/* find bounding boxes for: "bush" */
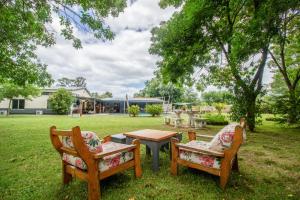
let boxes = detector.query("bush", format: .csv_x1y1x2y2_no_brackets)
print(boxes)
145,104,163,117
128,105,140,117
204,114,229,125
49,88,73,114
213,102,226,114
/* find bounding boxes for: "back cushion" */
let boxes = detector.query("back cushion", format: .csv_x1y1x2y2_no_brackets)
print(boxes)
62,131,103,153
209,123,238,152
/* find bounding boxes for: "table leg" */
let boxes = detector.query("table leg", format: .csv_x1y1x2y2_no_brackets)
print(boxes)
151,143,160,172
146,145,151,157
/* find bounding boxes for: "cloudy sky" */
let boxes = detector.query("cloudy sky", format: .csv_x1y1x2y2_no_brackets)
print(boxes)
37,0,176,97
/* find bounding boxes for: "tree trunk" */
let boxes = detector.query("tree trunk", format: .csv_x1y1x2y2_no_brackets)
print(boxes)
287,89,298,124
7,99,12,116
246,95,256,132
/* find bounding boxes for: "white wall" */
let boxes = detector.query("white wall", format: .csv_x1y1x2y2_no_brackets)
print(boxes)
0,95,49,109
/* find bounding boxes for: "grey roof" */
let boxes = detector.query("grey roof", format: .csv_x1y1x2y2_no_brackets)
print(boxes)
101,97,163,103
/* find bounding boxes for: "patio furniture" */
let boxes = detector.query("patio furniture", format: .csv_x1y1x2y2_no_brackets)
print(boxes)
111,133,126,144
164,116,171,125
186,110,199,127
174,118,184,128
194,118,207,129
171,118,246,189
124,129,182,172
50,126,142,200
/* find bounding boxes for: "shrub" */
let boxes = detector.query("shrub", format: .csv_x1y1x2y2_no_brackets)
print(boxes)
213,102,226,114
204,114,229,125
49,88,73,114
128,105,140,117
145,104,163,117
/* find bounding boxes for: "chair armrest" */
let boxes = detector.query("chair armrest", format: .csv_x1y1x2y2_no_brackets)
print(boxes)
93,144,136,159
196,134,214,139
175,143,224,157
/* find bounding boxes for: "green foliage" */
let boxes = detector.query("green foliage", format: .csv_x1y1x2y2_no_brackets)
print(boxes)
0,82,40,115
213,103,226,115
0,0,126,87
134,75,184,103
268,11,300,123
145,104,163,117
57,77,87,88
49,89,73,114
203,114,229,125
202,91,233,105
150,0,299,131
128,105,140,117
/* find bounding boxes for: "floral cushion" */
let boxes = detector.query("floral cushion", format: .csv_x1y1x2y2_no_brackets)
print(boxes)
209,123,239,152
178,140,221,169
62,141,134,172
179,149,221,169
62,131,103,153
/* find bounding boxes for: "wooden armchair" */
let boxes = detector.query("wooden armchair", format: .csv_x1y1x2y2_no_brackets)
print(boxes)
50,126,142,200
171,118,246,189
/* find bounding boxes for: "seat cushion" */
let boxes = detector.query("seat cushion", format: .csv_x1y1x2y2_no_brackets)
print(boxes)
62,141,134,172
179,149,221,169
62,131,103,153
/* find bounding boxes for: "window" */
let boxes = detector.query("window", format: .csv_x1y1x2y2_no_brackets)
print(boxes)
47,100,52,109
12,99,25,109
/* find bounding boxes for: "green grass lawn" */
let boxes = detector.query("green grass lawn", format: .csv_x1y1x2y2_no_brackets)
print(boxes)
0,115,299,200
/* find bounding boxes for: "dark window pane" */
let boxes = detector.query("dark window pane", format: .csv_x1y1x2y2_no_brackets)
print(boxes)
12,100,18,109
19,100,25,109
47,100,51,109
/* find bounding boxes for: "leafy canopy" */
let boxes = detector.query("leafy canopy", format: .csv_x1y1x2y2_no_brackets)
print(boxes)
0,0,126,87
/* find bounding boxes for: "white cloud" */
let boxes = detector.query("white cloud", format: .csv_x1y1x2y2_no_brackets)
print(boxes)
37,0,176,97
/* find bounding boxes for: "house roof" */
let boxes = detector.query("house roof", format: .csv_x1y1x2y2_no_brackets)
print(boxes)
43,87,92,98
101,97,164,103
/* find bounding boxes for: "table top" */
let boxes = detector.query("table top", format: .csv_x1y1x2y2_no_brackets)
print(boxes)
124,129,178,142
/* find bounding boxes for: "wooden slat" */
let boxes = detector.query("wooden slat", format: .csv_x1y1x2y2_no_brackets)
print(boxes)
65,165,88,181
93,145,136,159
177,159,220,176
99,160,135,180
52,130,73,136
61,147,79,157
176,143,224,157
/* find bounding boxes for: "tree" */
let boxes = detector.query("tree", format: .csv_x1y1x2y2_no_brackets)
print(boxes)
213,102,226,115
181,87,199,103
0,82,40,115
150,0,296,131
134,75,184,103
268,9,300,123
57,77,87,88
0,1,126,87
269,72,300,121
202,91,233,105
98,91,113,98
128,105,140,117
48,88,73,114
145,104,163,117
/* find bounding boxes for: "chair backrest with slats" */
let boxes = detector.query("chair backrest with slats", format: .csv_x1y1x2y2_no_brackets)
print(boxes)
50,126,79,157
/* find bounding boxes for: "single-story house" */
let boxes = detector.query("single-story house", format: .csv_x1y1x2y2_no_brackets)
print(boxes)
0,87,164,115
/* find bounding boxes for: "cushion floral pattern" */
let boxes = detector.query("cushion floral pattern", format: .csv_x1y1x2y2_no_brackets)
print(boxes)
62,131,103,153
179,150,221,169
62,141,134,172
209,123,239,151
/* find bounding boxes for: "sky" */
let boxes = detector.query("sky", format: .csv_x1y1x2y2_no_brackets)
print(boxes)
36,0,177,97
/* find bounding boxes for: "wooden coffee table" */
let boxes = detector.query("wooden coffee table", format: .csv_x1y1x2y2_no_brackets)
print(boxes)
124,129,181,172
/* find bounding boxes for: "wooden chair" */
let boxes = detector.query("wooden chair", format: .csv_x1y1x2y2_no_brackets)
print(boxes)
171,118,246,189
50,126,142,200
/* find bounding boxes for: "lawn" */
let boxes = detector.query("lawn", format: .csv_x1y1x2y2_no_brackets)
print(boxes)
0,115,299,200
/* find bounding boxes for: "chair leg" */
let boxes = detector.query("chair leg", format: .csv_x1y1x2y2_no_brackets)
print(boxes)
133,139,142,178
62,161,72,184
171,138,178,175
88,176,100,200
232,154,239,172
220,172,230,190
